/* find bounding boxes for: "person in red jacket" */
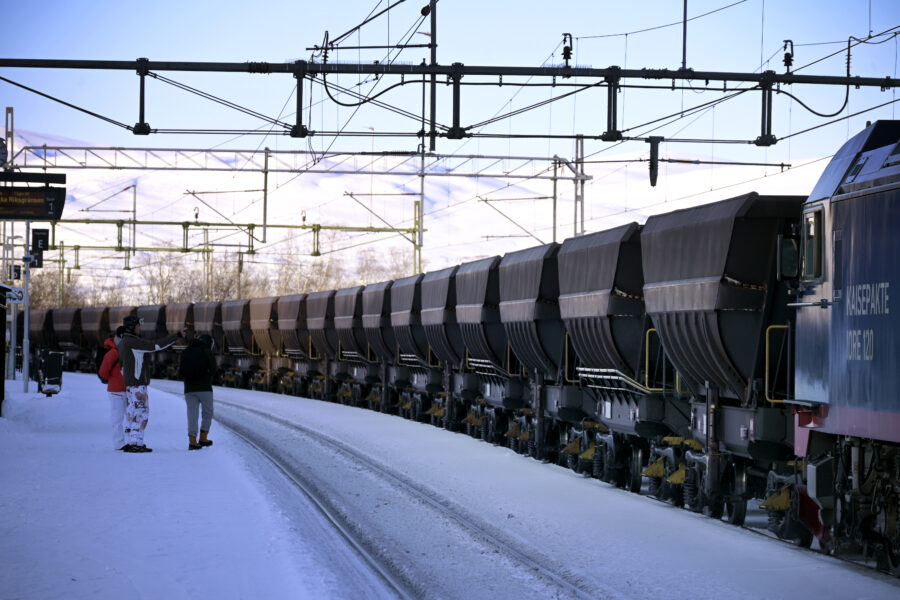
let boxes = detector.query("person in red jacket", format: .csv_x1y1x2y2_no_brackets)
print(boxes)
99,326,127,451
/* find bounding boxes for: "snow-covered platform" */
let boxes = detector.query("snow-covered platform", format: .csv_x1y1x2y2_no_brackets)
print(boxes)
0,373,387,599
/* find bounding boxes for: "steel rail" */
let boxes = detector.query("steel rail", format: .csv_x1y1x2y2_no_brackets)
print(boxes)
213,398,603,600
219,417,417,600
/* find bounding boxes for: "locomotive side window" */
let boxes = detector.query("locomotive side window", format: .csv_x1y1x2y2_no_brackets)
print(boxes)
779,236,799,279
832,230,843,300
802,210,823,281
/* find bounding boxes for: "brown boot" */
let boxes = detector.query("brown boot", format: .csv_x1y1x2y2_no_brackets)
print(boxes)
198,430,213,447
189,435,202,451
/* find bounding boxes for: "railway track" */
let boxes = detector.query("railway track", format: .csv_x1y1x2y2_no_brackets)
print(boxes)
146,379,900,597
220,416,417,600
222,396,900,586
215,398,606,600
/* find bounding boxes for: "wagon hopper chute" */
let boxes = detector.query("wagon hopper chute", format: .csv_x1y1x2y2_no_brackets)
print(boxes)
455,255,523,412
558,223,686,440
641,192,804,520
361,281,397,410
192,301,224,352
276,293,312,395
221,299,258,387
390,273,442,418
79,307,110,350
421,265,478,426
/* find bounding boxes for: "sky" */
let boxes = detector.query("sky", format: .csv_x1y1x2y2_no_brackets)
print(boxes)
2,0,900,292
3,372,900,599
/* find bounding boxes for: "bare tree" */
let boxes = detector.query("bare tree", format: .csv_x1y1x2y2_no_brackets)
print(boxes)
265,230,349,294
25,232,423,310
354,245,417,284
134,253,182,305
80,272,129,307
26,268,87,309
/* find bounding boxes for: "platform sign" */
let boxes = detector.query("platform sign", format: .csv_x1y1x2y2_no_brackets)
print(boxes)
6,264,20,280
0,187,66,220
31,229,49,252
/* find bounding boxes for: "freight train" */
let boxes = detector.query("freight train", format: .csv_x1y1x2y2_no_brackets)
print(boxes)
29,121,900,575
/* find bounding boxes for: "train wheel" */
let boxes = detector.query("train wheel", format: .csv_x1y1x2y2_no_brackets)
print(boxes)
708,498,724,519
724,465,747,525
670,483,685,508
724,496,747,526
601,445,617,484
625,446,643,494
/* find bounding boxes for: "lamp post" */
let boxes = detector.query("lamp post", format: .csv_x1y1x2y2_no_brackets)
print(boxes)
22,221,31,392
5,234,21,380
367,126,375,227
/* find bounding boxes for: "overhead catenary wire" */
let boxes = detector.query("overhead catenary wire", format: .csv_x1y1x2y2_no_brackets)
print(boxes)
0,75,132,131
328,0,411,48
577,0,748,40
779,95,900,141
148,72,293,130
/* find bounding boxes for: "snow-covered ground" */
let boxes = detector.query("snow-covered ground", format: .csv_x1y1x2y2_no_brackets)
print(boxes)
0,374,397,600
3,373,900,599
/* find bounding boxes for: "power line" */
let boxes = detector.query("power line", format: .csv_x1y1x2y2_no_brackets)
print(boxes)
0,75,131,131
577,0,748,40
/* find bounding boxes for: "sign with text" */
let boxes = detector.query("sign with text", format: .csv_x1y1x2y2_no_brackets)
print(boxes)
32,229,49,252
0,187,66,220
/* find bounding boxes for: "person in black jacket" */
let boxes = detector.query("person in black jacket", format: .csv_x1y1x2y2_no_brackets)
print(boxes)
180,333,217,450
118,315,185,453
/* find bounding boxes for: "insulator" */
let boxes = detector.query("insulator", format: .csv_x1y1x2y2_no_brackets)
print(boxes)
783,52,793,68
647,136,663,186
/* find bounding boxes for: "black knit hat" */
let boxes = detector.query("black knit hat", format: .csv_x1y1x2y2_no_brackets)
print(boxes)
123,315,142,331
198,333,214,349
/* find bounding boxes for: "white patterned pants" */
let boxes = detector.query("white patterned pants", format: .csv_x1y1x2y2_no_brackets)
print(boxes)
124,385,150,446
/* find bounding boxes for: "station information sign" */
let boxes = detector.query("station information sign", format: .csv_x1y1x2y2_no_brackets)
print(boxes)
0,187,66,220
